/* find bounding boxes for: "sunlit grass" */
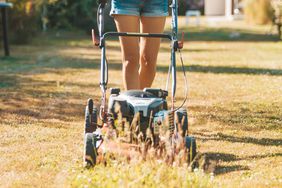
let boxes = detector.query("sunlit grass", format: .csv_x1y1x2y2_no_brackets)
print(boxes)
0,19,281,187
71,160,213,188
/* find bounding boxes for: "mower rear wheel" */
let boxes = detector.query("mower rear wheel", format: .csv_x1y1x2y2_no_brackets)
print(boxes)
85,98,98,134
84,133,97,167
175,108,188,137
185,136,197,163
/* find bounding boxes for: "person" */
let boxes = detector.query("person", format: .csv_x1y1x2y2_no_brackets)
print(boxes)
110,0,169,90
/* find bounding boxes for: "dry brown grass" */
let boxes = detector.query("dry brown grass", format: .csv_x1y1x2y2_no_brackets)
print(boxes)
0,19,282,187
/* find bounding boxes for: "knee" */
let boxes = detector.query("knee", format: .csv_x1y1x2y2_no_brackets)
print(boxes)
140,53,157,72
123,51,140,71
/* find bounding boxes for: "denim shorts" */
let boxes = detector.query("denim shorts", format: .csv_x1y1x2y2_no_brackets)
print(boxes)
110,0,169,17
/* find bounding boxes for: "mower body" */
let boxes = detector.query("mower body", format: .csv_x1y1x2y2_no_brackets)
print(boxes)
109,88,167,117
108,88,172,137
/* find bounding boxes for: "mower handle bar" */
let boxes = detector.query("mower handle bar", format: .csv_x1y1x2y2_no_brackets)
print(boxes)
97,32,173,47
103,32,172,40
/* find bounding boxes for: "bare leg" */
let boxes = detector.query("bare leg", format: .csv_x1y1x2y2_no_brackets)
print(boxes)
113,15,140,90
139,16,166,89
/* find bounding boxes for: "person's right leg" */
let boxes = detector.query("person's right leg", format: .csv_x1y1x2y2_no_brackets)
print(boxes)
113,15,140,90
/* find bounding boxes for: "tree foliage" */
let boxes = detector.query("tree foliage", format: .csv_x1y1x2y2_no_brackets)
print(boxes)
45,0,98,30
2,0,103,44
3,0,39,44
2,0,192,44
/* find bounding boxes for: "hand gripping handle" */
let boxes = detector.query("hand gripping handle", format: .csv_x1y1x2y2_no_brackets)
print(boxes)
92,29,100,47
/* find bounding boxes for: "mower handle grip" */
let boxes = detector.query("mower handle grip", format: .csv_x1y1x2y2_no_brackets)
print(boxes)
97,0,107,6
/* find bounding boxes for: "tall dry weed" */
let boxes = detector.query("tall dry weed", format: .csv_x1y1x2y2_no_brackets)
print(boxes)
244,0,274,24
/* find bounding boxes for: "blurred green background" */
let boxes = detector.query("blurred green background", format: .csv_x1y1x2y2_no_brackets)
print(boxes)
0,0,280,44
0,0,115,44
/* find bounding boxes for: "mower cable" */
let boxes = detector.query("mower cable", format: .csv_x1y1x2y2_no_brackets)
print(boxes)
165,63,171,91
173,49,188,112
105,57,109,85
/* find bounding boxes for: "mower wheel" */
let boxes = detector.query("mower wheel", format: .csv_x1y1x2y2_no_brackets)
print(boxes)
175,108,188,137
185,136,197,163
85,98,98,134
84,133,97,167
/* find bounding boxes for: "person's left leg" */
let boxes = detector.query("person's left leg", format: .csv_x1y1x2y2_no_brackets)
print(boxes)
139,16,166,89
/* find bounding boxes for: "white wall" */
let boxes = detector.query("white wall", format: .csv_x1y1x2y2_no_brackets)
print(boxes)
205,0,226,16
225,0,233,18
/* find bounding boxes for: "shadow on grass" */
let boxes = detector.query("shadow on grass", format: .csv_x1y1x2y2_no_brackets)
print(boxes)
0,75,18,88
242,153,282,160
195,152,249,175
204,152,238,162
0,73,122,125
36,56,282,77
0,94,87,125
0,54,122,74
30,26,280,47
0,75,94,123
157,64,282,76
175,26,281,42
215,165,250,175
200,151,281,175
190,103,282,131
194,132,282,147
203,152,282,162
0,56,29,63
2,58,281,127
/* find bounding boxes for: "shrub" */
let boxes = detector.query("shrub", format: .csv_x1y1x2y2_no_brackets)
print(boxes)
0,0,115,44
244,0,274,24
45,0,115,33
0,0,40,44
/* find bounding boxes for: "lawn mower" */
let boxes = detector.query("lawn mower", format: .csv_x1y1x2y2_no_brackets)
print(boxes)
83,0,197,167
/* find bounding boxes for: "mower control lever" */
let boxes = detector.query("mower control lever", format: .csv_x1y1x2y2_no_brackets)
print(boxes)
177,32,184,49
92,29,100,47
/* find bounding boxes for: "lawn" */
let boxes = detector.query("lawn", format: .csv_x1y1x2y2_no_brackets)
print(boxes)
0,18,281,187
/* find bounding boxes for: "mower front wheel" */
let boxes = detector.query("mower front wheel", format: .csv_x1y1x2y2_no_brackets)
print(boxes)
85,98,98,134
84,133,97,167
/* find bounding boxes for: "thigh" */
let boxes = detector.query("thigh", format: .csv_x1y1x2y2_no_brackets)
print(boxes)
140,17,166,60
113,15,140,58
